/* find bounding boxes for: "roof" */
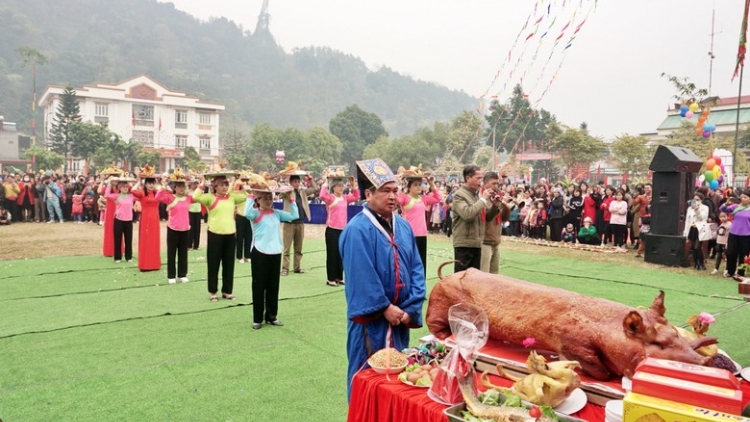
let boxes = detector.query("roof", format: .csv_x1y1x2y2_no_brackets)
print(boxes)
657,107,750,131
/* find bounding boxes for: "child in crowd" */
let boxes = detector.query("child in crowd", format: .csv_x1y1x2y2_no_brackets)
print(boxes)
527,200,547,240
71,190,83,224
706,215,718,259
83,188,95,222
97,194,106,225
577,217,599,245
608,189,629,248
508,201,523,237
712,211,731,275
0,205,10,225
562,223,577,243
519,200,530,237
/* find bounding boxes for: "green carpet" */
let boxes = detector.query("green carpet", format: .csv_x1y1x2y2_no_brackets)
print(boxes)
0,238,747,421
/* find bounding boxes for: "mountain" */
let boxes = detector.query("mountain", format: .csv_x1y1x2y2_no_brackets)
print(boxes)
0,0,475,137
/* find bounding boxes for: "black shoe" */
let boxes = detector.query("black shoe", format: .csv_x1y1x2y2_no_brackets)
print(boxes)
265,319,284,326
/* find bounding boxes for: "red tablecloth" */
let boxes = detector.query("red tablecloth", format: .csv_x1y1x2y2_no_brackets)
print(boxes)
347,369,604,422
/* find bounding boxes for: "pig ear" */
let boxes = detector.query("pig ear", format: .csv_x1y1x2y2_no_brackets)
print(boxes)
648,290,666,317
623,311,645,338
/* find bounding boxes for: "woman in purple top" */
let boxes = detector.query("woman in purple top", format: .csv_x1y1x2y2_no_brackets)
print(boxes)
719,189,750,277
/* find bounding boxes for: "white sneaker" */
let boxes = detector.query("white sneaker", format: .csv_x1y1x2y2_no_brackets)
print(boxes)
179,277,189,283
710,269,719,275
723,270,731,278
168,278,176,284
59,221,64,224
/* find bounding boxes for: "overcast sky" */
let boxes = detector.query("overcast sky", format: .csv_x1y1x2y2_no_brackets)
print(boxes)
161,0,747,140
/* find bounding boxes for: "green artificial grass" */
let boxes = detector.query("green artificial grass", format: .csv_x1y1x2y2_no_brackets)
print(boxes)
0,238,748,421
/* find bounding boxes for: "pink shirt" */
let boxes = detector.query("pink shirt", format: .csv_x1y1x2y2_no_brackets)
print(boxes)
156,190,193,231
398,190,442,236
608,199,628,225
319,185,359,230
105,186,134,221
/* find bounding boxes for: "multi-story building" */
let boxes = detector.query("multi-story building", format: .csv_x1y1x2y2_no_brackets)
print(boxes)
38,75,225,173
0,116,31,172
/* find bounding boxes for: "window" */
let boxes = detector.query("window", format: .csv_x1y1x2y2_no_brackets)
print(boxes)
175,135,187,148
132,130,154,146
199,137,211,150
95,103,109,117
175,110,188,129
94,103,109,124
198,113,211,125
132,104,154,126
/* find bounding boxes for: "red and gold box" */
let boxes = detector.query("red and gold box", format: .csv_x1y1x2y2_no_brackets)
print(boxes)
634,357,740,390
631,371,742,415
624,392,750,422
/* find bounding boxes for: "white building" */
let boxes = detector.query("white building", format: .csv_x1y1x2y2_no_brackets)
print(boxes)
38,75,225,173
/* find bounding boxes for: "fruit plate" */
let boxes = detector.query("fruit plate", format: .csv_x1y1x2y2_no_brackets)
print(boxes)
444,402,587,422
400,377,431,388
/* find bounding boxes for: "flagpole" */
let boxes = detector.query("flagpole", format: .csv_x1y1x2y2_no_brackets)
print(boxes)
733,65,744,185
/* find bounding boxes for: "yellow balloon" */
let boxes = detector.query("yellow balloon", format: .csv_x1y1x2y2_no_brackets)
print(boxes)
713,166,721,178
689,103,700,112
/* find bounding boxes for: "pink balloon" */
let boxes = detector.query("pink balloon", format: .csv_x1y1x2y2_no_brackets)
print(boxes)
686,111,694,119
720,164,725,173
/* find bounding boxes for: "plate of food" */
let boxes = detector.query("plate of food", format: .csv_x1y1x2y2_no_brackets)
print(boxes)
367,348,408,375
397,363,440,388
740,367,750,382
715,349,742,375
553,388,587,415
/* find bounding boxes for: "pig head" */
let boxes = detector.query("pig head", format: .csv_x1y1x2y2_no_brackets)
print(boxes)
426,268,717,380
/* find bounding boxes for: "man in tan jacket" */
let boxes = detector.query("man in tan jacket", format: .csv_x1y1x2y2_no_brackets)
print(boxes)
281,174,318,275
451,165,492,272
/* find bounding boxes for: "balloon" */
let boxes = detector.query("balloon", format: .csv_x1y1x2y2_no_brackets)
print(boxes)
686,111,694,118
705,171,714,182
715,156,722,166
706,159,716,170
680,105,689,114
689,103,700,112
710,180,719,190
699,174,706,182
681,111,687,118
713,166,721,178
703,130,712,138
718,176,724,184
709,124,717,132
720,164,725,173
702,109,710,117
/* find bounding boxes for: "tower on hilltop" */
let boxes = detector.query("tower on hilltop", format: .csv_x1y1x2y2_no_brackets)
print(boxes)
255,0,270,34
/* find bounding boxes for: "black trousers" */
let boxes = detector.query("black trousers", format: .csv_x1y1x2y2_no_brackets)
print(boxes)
725,233,750,276
612,224,627,247
714,244,726,271
325,227,344,281
235,214,253,260
113,218,133,261
206,231,236,294
189,212,202,249
454,247,481,272
550,218,563,242
415,236,427,279
250,248,282,324
167,227,189,279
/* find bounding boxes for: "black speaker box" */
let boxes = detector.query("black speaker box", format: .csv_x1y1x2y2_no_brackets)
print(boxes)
643,233,689,267
649,145,703,172
649,172,694,236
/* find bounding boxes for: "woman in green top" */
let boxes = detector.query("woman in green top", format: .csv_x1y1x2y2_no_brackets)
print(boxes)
577,216,599,245
192,175,248,302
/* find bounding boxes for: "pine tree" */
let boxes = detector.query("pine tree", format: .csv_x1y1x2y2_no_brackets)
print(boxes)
49,85,81,172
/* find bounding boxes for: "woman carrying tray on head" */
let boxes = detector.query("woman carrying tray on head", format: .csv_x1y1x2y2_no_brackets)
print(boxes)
104,176,136,263
155,168,193,284
320,170,359,287
243,180,299,330
192,169,248,302
234,171,253,263
131,165,162,272
397,170,441,278
99,165,124,257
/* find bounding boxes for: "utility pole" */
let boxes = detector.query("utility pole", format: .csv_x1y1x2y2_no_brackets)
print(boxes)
17,47,47,171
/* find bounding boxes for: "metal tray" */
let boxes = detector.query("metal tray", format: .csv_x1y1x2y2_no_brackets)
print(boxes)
444,402,587,422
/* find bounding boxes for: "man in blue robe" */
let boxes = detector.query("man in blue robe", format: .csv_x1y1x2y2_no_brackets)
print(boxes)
340,158,427,400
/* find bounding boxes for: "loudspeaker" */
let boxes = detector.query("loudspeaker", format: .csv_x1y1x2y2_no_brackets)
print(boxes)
649,145,703,172
643,233,689,267
650,172,694,236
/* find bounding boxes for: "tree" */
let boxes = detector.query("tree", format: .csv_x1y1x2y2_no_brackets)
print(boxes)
362,134,434,169
48,85,81,171
23,146,64,172
182,146,205,172
610,134,654,178
305,126,343,164
68,121,113,173
136,150,162,169
549,126,606,175
473,146,494,170
662,121,737,169
447,111,483,163
329,105,388,166
485,84,557,154
222,129,252,170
